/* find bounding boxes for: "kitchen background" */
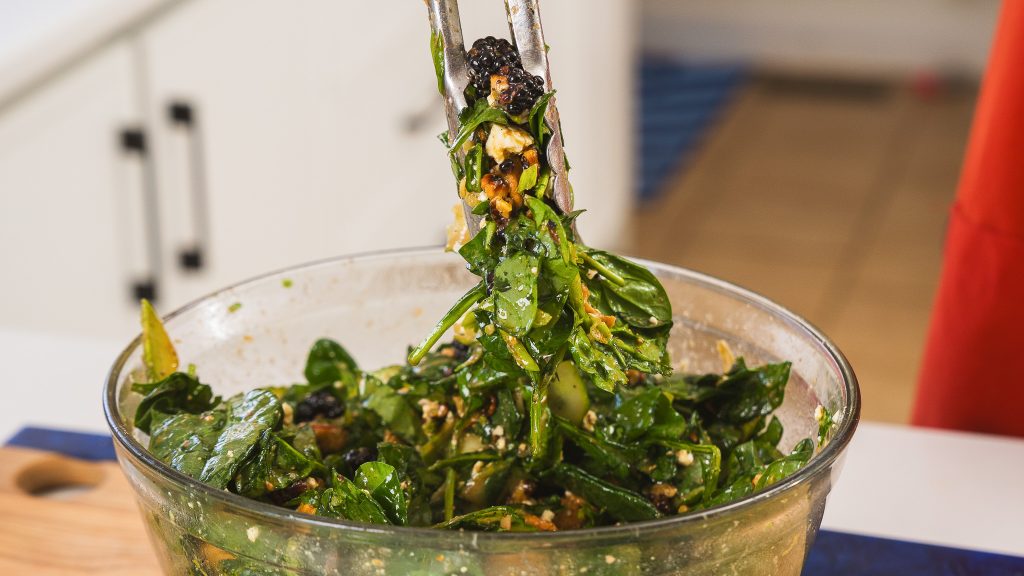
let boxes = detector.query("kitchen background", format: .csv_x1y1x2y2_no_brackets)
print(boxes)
0,0,1000,438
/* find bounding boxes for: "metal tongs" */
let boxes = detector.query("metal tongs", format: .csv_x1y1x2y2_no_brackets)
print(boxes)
427,0,573,231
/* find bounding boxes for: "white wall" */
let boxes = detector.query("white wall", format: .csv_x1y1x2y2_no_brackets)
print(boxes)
641,0,1001,76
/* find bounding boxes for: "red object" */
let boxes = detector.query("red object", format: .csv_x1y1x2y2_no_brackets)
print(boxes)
912,1,1024,437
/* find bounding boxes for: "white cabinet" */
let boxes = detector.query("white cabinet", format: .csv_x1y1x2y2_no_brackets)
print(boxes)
0,41,144,338
138,0,458,305
0,0,634,341
139,0,634,307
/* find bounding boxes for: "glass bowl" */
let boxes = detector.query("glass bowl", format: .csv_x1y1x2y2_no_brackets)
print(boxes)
104,248,859,576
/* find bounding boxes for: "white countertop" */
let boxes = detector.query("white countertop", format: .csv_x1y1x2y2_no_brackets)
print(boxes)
0,0,178,110
2,326,1022,558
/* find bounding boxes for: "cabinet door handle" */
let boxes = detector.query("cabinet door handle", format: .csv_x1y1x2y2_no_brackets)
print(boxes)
119,127,162,303
167,101,209,272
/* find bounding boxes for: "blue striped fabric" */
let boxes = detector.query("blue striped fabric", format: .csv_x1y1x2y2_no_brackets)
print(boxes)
806,530,1024,576
637,60,745,202
6,426,116,461
6,427,1023,574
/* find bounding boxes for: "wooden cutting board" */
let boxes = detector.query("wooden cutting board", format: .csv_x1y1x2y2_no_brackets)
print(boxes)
0,446,162,575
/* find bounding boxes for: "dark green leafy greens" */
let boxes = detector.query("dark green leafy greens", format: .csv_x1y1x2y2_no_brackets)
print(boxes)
136,322,817,536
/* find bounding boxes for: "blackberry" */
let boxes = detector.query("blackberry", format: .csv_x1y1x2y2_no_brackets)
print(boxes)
466,37,521,98
496,65,545,116
294,390,344,423
465,37,545,115
341,446,377,474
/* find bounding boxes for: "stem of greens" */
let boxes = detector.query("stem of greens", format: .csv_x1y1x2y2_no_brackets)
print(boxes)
579,252,626,286
408,283,485,365
444,467,456,522
529,345,567,463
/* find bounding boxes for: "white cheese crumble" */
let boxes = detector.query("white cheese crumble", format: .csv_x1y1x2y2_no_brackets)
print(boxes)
676,449,694,466
485,124,534,163
246,526,260,542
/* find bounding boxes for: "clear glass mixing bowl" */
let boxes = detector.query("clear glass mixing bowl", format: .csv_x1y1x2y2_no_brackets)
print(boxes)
104,248,859,576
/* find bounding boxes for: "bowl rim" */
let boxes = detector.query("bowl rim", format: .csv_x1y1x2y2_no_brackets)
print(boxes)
103,246,860,543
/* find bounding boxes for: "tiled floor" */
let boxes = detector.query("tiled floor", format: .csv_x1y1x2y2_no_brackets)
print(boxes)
631,77,977,423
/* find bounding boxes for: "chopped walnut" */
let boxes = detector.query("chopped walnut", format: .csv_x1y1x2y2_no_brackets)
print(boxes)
582,410,597,433
418,398,449,423
522,512,557,532
508,478,537,504
580,284,617,330
553,491,588,530
645,482,679,514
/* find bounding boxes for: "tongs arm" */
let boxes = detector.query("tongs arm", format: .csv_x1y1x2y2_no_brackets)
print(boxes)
505,0,573,218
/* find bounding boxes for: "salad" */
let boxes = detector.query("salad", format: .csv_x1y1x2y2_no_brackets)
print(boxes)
130,36,832,535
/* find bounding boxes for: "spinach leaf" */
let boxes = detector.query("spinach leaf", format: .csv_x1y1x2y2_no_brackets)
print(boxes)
528,92,554,145
579,248,672,329
554,417,631,480
524,196,572,264
132,372,220,435
713,359,791,424
517,164,538,193
429,31,444,96
464,143,484,192
491,387,524,441
547,463,659,522
199,390,282,489
614,388,687,443
458,227,495,278
140,298,178,381
754,439,813,490
568,327,626,393
148,409,225,479
233,431,323,498
524,307,573,359
319,475,391,524
492,252,539,337
355,461,408,525
475,319,525,375
304,338,359,387
365,385,422,443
